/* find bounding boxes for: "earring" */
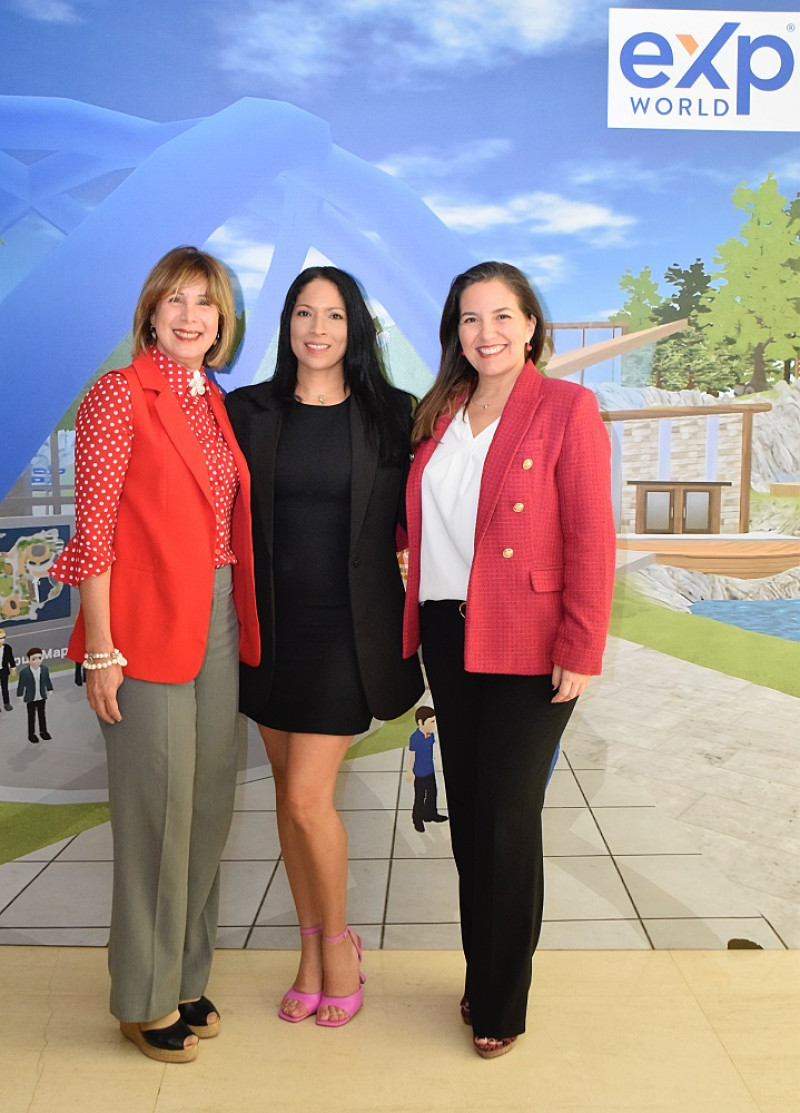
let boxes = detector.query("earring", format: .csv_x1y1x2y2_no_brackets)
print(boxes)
150,324,156,339
460,350,466,358
525,342,532,353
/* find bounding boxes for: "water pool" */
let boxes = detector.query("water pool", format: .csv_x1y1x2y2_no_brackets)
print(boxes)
690,598,800,642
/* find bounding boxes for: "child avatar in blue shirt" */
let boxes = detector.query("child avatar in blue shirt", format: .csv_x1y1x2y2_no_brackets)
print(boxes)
408,705,448,833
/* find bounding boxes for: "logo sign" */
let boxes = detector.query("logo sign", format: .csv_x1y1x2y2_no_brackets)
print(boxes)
608,8,800,131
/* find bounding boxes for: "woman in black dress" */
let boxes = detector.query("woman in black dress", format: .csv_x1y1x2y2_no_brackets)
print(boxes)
226,267,423,1027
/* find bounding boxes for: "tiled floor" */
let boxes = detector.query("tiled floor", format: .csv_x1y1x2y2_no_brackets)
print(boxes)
4,946,799,1113
1,634,797,950
0,719,788,952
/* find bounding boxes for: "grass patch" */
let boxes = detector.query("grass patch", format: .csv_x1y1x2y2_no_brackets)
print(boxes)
0,707,418,864
610,579,800,697
345,707,418,760
0,801,109,865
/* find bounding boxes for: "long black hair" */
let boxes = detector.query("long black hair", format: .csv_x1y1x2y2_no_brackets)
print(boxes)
272,266,409,463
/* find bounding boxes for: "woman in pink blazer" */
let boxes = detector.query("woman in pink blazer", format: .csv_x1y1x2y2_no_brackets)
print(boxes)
403,261,616,1058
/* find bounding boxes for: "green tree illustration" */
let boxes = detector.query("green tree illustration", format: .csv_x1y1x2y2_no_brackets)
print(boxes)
650,323,749,393
652,259,711,325
648,258,751,391
701,175,800,392
611,266,662,330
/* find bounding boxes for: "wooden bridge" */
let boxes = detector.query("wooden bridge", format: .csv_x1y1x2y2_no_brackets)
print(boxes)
616,536,800,579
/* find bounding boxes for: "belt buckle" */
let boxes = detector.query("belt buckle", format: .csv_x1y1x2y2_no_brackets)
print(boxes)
458,601,466,620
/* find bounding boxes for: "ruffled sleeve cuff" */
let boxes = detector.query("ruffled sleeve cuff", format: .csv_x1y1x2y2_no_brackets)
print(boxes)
51,540,115,586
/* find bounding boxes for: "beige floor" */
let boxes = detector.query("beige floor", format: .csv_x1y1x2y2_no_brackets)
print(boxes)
4,946,799,1113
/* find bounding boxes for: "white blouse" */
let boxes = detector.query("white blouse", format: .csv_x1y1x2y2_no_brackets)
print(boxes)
419,406,499,601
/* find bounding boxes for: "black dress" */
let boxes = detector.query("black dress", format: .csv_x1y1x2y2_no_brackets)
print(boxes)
252,398,371,735
226,380,424,732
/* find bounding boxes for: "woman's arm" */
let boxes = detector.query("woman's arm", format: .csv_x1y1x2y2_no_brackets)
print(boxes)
79,570,123,724
51,373,134,724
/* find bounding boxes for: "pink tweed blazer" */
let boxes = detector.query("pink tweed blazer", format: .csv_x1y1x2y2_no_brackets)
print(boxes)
403,362,616,676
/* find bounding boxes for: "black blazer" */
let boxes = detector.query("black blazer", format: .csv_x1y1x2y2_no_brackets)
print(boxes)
0,641,15,672
0,643,15,675
226,381,423,722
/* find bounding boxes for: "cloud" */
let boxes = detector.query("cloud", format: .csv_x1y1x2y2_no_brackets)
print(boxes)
10,0,80,22
510,253,571,289
377,139,514,186
425,190,636,247
754,154,800,193
218,0,619,91
564,158,663,192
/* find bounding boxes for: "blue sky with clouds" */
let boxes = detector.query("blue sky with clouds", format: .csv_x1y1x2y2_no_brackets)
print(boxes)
3,0,800,323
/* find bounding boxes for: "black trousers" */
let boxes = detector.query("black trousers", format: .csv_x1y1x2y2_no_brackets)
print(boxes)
26,699,47,736
420,600,577,1038
412,773,438,824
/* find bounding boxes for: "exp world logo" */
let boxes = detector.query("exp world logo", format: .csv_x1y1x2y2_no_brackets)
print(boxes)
608,8,800,131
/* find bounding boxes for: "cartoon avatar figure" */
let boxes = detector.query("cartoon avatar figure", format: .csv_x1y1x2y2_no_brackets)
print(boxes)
407,705,448,833
16,647,53,744
0,628,16,711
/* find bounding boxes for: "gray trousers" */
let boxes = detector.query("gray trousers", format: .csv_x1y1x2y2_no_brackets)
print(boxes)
101,566,240,1022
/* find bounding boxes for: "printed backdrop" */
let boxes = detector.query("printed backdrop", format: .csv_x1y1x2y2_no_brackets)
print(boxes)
1,3,799,920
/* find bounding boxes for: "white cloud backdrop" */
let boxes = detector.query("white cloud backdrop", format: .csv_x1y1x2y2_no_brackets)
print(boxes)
219,0,625,90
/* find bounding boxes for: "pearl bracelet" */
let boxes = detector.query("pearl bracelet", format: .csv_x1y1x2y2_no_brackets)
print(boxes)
83,649,128,670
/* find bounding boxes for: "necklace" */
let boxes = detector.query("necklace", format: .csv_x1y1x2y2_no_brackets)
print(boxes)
293,384,347,405
470,394,505,411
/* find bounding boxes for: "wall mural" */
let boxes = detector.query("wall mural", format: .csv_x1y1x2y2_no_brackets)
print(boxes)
1,0,798,950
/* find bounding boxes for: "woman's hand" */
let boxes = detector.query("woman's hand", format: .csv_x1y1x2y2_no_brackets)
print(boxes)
78,570,124,723
551,665,590,703
86,665,124,724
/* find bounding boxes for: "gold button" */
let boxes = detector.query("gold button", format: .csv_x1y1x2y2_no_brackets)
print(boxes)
522,458,533,470
502,548,514,558
512,502,524,513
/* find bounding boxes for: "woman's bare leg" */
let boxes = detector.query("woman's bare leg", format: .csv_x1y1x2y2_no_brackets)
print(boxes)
260,726,357,1021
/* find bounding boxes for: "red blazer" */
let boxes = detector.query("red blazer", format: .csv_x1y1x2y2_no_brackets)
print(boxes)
66,352,260,683
403,363,616,676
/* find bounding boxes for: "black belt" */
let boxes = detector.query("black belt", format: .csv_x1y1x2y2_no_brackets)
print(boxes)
421,599,467,619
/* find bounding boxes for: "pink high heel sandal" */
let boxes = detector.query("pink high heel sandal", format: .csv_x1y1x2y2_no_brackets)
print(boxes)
316,927,366,1028
278,925,323,1023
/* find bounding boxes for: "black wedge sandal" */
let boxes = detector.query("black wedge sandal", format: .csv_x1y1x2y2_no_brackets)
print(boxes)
178,995,221,1038
120,1017,199,1063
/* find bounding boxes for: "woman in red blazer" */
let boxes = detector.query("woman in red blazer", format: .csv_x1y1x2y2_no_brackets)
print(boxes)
53,247,259,1064
403,261,616,1059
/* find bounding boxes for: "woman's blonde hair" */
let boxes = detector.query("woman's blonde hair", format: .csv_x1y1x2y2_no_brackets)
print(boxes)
412,261,548,448
132,246,237,368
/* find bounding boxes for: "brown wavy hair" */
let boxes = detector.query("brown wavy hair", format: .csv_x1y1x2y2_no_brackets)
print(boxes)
412,261,548,448
132,246,236,369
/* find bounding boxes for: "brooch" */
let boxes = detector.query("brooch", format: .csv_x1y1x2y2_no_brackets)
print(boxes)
188,370,207,397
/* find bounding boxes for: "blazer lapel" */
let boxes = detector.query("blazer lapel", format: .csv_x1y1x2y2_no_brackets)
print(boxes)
132,353,215,511
349,398,378,555
246,406,282,557
410,408,456,507
417,408,456,467
474,363,544,547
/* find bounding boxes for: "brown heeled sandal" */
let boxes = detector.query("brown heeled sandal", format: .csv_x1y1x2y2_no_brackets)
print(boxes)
473,1034,517,1060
